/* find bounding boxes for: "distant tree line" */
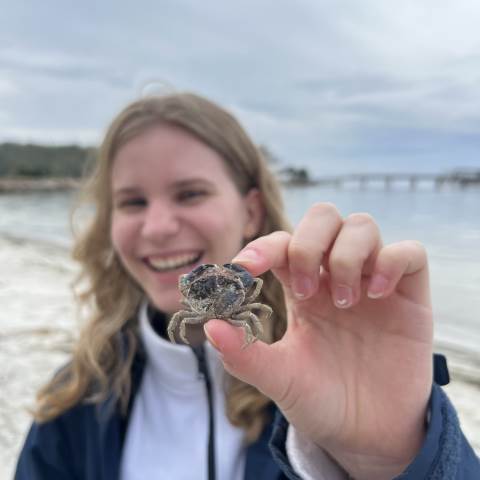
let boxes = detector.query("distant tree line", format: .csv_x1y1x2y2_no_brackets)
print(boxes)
0,143,95,178
260,145,314,185
0,142,314,185
278,167,313,185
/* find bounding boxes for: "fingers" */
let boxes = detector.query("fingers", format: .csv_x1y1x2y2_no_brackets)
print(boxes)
232,230,292,284
232,203,429,308
288,203,343,299
328,213,382,308
233,203,344,296
367,240,430,306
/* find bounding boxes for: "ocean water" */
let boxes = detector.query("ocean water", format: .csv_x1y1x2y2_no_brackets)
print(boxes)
0,185,479,357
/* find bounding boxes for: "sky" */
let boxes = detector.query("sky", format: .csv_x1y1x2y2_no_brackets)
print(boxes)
1,0,480,175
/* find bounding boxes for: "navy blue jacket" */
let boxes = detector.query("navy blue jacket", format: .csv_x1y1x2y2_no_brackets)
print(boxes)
16,354,480,479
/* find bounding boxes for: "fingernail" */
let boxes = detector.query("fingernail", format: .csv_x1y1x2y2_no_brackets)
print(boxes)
334,285,353,308
204,324,221,351
232,248,261,264
368,274,389,299
292,275,313,299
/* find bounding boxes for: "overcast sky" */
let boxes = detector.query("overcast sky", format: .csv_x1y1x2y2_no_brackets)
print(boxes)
1,0,480,175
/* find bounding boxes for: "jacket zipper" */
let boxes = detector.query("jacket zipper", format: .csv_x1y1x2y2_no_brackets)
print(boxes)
191,344,216,480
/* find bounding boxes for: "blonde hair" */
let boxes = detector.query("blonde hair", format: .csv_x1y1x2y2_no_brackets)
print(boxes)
34,93,291,442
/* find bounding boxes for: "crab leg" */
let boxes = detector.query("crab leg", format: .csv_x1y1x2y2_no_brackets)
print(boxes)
233,310,264,339
244,278,263,303
168,310,204,344
179,315,210,344
237,302,272,323
227,317,256,347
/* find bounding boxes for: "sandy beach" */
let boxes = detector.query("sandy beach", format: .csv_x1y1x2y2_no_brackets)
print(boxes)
1,234,479,479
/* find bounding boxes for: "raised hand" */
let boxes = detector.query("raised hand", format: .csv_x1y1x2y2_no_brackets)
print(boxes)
204,203,434,480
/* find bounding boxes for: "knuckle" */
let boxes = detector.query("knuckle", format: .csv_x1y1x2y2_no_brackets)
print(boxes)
345,212,376,227
383,240,428,266
309,202,341,219
404,239,427,257
268,230,291,243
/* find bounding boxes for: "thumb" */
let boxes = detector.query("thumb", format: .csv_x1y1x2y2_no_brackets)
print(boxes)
204,320,287,403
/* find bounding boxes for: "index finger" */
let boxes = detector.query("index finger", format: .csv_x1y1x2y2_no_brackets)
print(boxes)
231,230,292,286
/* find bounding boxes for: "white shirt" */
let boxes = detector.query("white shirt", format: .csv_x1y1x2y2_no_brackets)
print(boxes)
120,303,246,480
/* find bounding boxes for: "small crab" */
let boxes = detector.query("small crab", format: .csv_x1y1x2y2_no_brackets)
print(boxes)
168,263,272,347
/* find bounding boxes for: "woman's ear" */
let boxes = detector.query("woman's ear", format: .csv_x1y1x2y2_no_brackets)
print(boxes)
243,188,265,240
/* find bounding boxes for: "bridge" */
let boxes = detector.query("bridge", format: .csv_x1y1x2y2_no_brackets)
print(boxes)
311,171,480,190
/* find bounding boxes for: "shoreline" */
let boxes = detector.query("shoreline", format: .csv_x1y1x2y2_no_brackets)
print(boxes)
0,177,81,193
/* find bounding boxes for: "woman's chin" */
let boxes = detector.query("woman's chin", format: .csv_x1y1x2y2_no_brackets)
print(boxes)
148,293,183,315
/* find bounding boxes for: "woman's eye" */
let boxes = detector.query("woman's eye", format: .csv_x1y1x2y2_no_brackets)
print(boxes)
177,190,207,202
117,198,147,208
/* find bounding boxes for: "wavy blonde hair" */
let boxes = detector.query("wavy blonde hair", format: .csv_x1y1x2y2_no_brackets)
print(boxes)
34,93,292,442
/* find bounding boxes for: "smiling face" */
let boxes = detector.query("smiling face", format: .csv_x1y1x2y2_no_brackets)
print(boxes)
110,124,263,315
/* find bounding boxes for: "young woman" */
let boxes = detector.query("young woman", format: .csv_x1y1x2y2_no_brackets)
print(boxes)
16,93,479,479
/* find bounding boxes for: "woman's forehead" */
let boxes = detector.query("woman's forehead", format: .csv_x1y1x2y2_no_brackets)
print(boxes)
111,130,234,192
116,123,196,155
111,157,232,190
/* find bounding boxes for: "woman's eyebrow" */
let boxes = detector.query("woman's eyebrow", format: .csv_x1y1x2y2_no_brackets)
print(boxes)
112,186,143,197
172,178,215,189
112,179,214,196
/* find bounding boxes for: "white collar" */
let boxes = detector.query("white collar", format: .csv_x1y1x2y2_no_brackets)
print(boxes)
138,301,224,392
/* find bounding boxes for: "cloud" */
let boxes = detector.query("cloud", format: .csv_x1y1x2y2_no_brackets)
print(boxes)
0,78,19,96
1,0,480,173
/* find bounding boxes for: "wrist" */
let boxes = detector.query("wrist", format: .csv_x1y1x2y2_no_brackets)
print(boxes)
323,451,418,480
321,413,428,480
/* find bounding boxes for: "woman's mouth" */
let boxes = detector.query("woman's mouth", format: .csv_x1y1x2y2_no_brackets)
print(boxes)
145,251,203,273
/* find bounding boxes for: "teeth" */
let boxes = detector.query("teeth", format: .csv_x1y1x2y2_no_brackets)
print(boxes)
148,253,199,272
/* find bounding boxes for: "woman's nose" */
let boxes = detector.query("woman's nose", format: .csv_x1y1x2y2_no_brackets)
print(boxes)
141,200,181,240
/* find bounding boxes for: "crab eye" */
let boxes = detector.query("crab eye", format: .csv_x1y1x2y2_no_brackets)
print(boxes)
223,263,247,273
192,264,216,274
186,264,216,282
223,263,254,289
